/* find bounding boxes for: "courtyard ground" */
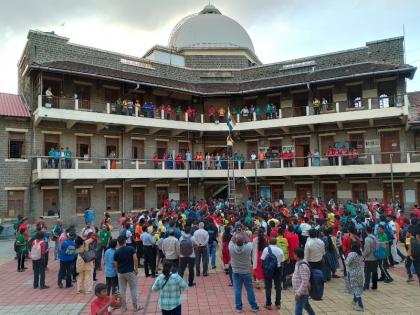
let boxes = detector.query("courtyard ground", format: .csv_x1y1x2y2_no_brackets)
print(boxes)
0,239,419,315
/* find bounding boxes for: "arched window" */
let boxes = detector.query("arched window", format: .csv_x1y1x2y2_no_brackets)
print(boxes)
353,96,362,108
379,93,390,108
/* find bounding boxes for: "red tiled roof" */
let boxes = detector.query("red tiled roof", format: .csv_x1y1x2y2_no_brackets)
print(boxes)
0,92,31,118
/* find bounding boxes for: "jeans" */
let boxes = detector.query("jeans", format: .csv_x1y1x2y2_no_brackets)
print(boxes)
295,294,315,315
208,241,217,268
106,276,118,295
162,304,181,315
54,240,60,260
232,272,258,311
264,267,282,306
17,252,25,271
364,260,378,289
32,258,46,288
118,271,138,310
179,257,195,285
195,246,208,276
58,260,73,287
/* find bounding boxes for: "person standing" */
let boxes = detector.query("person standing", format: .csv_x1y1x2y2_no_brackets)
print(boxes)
152,260,189,315
193,222,209,277
345,243,365,312
52,219,63,260
15,226,28,272
363,226,378,290
31,231,49,289
178,225,197,287
162,229,180,271
206,218,219,270
261,237,284,310
377,225,393,283
104,239,119,295
58,231,76,288
97,224,111,270
114,235,143,312
304,229,325,269
407,225,420,285
141,226,157,278
292,248,315,315
75,235,95,293
229,234,259,313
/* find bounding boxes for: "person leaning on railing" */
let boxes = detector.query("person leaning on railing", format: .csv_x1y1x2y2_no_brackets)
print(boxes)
313,98,321,115
175,105,182,121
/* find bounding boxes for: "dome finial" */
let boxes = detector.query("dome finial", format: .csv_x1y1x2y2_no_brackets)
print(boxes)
200,3,221,15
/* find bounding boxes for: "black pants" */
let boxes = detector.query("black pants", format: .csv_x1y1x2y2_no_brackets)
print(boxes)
179,257,195,285
135,241,143,266
143,246,156,276
378,258,392,281
106,276,119,295
33,258,46,288
58,260,73,287
328,157,334,166
364,260,378,289
264,267,282,306
162,305,181,315
309,260,323,270
17,252,25,271
43,251,49,268
165,258,179,273
65,159,72,169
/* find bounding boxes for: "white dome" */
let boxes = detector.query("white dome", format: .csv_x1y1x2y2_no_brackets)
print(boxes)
169,5,255,53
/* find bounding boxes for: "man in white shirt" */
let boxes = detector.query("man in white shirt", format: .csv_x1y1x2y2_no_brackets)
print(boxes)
162,229,180,271
193,222,209,276
261,237,284,310
299,218,312,245
304,229,325,270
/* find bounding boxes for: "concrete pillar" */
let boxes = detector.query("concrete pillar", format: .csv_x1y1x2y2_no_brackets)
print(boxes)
161,109,165,119
306,106,310,116
368,98,372,110
135,107,139,117
185,112,188,122
135,160,139,169
107,160,111,169
338,156,342,166
75,159,79,170
106,103,111,114
407,152,411,164
237,114,240,123
201,114,204,124
335,102,339,113
280,159,284,168
253,112,257,121
371,154,375,165
278,108,282,119
37,157,42,172
75,99,79,111
38,94,42,110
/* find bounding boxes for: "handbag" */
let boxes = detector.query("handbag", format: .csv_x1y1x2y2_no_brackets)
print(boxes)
80,241,96,262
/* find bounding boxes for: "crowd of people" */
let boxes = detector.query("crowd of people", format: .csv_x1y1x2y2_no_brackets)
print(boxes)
12,197,420,314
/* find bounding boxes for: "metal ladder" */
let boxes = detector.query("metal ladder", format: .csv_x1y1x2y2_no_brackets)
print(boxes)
227,157,236,205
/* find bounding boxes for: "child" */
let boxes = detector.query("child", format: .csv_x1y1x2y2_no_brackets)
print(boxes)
104,239,118,295
90,283,121,315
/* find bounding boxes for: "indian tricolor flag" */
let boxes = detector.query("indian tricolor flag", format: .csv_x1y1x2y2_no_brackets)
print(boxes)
226,108,236,132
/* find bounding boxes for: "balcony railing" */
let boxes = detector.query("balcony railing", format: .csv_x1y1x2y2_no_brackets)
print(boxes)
32,151,420,174
37,94,409,125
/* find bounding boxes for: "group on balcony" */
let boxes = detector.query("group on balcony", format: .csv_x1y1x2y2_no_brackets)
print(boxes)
325,146,360,166
47,147,73,169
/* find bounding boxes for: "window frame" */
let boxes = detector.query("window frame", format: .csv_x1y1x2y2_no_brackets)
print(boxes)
76,188,91,213
106,187,120,212
352,183,368,203
8,132,25,159
132,139,145,160
7,190,25,217
132,187,145,210
349,133,365,153
76,136,91,160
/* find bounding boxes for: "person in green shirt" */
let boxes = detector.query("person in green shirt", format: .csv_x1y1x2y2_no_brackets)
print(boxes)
175,106,182,121
15,227,28,272
345,201,357,218
64,147,73,169
377,225,393,282
97,225,111,271
254,106,261,121
115,98,122,115
265,103,272,119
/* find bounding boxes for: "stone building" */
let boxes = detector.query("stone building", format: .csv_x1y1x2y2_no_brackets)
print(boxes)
1,4,420,222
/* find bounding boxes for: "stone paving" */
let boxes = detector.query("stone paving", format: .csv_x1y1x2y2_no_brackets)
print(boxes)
0,238,419,315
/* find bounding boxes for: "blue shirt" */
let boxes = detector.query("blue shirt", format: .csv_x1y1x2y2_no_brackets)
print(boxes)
60,239,77,262
104,248,117,277
84,208,95,224
141,232,155,246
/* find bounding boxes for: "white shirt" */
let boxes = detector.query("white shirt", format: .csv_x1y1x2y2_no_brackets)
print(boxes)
193,228,209,246
261,245,284,267
300,223,312,237
251,153,257,160
125,230,133,244
304,237,325,262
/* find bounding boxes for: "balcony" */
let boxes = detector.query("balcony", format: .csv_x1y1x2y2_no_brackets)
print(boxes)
33,95,410,133
32,151,420,182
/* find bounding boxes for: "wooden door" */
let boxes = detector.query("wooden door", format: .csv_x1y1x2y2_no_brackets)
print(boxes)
157,141,168,159
295,138,310,167
380,131,400,163
296,184,312,201
323,183,337,202
156,187,168,208
383,183,403,208
43,189,58,216
272,185,284,201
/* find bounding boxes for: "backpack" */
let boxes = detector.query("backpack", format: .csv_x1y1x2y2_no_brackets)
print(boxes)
30,240,42,260
262,247,278,277
65,242,76,256
179,236,193,257
373,237,387,260
301,262,324,301
384,223,395,241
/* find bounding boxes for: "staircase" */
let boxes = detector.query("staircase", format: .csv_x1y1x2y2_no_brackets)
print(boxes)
227,158,236,205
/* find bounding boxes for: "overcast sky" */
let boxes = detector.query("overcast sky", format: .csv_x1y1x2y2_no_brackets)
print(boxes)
1,0,420,94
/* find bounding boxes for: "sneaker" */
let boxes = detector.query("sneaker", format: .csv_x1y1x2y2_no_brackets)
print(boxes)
264,305,272,310
275,305,281,310
353,305,364,312
58,282,63,288
189,283,196,287
133,305,144,312
407,277,414,283
212,266,216,269
40,286,50,290
235,309,243,313
251,307,260,313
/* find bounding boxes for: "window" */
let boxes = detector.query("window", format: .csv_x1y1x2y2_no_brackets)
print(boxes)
320,135,335,156
76,136,91,160
267,95,280,112
247,185,258,201
378,81,396,108
133,187,145,210
44,134,60,156
318,89,333,111
179,186,188,203
293,93,308,116
8,190,25,217
271,185,284,201
156,141,167,159
156,187,168,208
247,141,258,159
349,133,365,152
76,188,91,213
43,189,58,216
415,131,420,151
347,85,362,108
132,139,145,160
270,139,282,155
75,84,91,110
106,138,119,158
323,183,337,202
104,88,120,103
178,142,189,155
9,132,25,159
352,183,367,202
106,188,120,212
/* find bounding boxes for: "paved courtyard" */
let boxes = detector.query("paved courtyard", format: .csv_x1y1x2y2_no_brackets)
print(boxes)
0,239,419,315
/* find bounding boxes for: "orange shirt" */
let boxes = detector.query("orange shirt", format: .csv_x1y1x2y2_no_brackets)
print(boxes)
258,152,265,160
134,224,143,242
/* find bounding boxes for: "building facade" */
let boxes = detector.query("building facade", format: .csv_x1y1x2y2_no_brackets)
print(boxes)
1,4,420,223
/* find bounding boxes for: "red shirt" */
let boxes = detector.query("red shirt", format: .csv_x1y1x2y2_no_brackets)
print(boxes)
412,208,420,219
284,231,299,261
91,296,111,315
342,235,361,256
